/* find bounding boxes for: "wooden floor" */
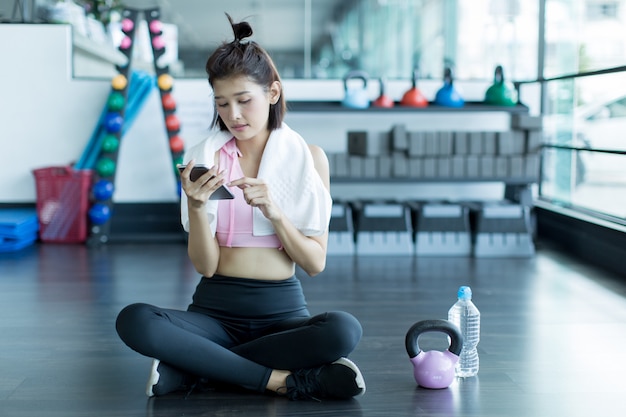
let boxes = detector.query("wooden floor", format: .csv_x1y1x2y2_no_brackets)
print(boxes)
1,240,626,417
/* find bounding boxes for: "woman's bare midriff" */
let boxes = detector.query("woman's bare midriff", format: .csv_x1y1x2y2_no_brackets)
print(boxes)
216,246,296,280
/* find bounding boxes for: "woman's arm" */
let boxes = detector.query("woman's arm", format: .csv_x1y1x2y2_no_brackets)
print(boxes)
271,145,330,276
186,202,221,277
228,145,331,277
180,161,225,277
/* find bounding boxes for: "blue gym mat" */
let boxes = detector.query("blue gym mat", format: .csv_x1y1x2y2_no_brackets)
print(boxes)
0,208,39,252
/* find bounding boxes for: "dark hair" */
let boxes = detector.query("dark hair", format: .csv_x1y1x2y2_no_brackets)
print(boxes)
205,13,286,131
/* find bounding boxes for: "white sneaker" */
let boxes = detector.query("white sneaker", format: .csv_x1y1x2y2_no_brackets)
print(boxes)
146,359,161,397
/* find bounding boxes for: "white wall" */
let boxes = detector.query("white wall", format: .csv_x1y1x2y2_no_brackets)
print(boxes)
2,24,535,204
0,24,203,203
1,25,107,203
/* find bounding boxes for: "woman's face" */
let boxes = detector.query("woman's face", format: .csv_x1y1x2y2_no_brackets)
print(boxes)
212,75,280,143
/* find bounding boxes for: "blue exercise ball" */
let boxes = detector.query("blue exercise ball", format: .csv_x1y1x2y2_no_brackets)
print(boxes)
88,203,111,225
104,112,124,133
92,179,114,201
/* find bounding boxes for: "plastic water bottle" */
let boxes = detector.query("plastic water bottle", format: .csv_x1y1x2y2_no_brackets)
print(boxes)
448,285,480,377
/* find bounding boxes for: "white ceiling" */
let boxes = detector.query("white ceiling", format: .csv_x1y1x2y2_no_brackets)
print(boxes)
124,0,345,52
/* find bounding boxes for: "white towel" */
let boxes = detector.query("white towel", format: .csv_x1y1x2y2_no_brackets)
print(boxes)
180,123,332,237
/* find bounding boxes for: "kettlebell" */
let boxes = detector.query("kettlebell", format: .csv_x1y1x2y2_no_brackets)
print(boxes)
405,319,464,389
373,77,394,108
342,70,370,109
435,67,464,108
400,68,428,108
484,65,518,106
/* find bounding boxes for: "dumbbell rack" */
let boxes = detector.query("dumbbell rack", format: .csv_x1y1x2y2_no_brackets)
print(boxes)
86,7,185,245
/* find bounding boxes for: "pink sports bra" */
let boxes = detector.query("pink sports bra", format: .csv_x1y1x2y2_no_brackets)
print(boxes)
215,138,282,249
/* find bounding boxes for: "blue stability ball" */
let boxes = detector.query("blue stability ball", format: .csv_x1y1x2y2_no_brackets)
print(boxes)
88,203,111,225
104,112,124,133
92,179,114,201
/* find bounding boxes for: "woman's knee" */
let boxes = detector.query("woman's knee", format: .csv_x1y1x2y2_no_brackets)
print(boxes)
115,303,158,349
321,311,363,354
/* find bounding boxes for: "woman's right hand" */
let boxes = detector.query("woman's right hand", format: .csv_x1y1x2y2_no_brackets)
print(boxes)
179,160,226,209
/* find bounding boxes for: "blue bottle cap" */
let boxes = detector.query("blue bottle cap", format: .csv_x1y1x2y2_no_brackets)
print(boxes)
458,286,472,300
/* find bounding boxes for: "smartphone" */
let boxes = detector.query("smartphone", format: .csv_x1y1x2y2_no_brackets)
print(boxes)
177,164,234,200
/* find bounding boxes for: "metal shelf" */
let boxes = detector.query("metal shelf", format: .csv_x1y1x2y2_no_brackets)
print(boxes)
287,101,530,114
330,177,538,184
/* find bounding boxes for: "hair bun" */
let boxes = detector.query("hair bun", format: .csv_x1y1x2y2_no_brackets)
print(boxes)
226,13,253,42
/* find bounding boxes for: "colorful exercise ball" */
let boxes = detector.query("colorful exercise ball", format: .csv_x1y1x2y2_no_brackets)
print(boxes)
111,74,128,90
149,19,162,34
121,18,134,32
89,203,111,225
107,92,125,111
152,36,165,50
120,36,132,50
165,115,180,131
92,179,114,201
96,157,116,177
101,134,120,153
169,135,184,153
105,112,124,133
157,74,173,90
161,93,176,111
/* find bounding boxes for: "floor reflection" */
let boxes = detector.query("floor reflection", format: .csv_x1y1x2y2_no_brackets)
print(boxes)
410,377,480,416
146,391,364,417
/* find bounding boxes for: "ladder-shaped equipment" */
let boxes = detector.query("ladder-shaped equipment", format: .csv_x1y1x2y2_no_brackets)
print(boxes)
86,7,185,245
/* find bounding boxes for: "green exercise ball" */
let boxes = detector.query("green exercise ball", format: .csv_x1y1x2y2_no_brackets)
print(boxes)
107,92,125,111
101,134,120,153
96,157,116,177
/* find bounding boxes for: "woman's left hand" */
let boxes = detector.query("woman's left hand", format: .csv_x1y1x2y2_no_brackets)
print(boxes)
228,177,282,221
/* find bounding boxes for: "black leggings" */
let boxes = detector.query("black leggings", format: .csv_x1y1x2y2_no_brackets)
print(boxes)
115,275,363,393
